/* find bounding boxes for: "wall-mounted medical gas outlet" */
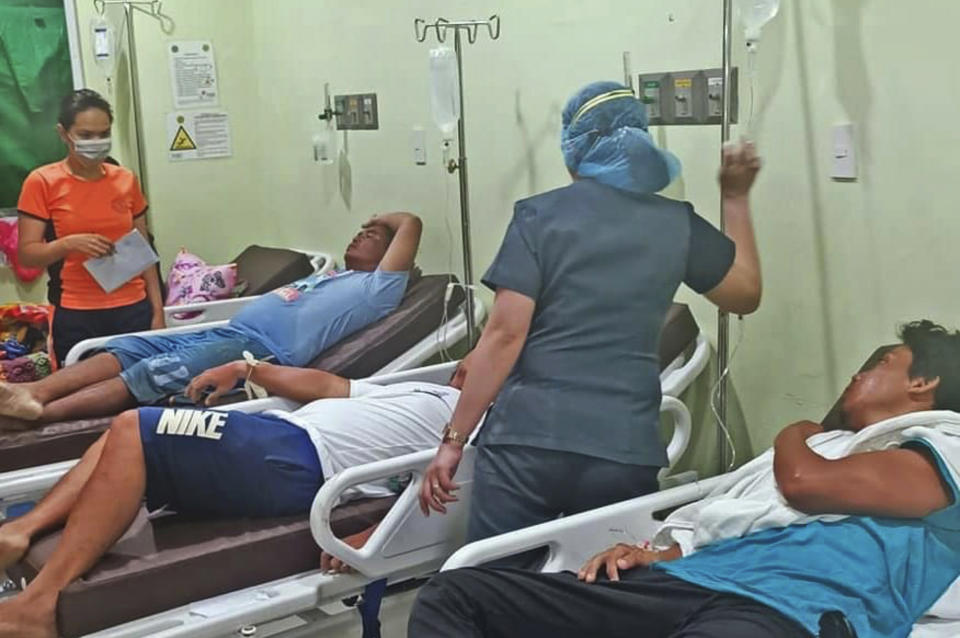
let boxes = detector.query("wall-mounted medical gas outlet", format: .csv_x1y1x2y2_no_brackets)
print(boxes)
638,68,738,126
334,93,379,130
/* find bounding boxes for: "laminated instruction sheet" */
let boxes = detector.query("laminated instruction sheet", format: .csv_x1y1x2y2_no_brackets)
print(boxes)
168,40,219,109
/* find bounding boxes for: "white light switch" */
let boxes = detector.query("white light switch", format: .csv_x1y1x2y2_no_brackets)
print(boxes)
832,123,857,180
412,127,427,166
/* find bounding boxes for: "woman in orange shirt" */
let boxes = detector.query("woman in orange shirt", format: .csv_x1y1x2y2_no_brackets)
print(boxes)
17,89,164,366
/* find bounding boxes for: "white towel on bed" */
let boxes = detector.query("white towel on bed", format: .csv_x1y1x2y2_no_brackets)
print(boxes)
652,410,960,633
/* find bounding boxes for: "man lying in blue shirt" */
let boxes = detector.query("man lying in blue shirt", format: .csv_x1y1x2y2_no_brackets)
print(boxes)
409,320,960,638
0,212,421,426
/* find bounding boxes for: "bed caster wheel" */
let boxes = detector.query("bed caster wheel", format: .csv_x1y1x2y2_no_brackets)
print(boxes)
239,625,257,636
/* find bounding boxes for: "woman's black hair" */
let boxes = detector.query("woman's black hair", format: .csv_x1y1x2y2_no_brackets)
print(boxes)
58,89,113,129
899,320,960,411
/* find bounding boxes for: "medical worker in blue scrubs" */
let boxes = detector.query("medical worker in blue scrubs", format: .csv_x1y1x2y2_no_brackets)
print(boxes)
419,81,764,565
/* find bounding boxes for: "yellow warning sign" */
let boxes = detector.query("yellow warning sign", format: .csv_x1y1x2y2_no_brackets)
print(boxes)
170,126,197,151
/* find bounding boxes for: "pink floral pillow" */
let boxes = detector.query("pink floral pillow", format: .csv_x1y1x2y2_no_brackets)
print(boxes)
165,249,238,317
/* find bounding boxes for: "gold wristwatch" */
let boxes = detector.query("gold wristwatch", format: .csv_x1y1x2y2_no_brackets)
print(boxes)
441,424,468,448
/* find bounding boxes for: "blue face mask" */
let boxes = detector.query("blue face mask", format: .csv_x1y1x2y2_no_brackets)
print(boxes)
71,136,112,162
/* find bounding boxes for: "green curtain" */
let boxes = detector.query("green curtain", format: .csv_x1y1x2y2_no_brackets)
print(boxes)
0,0,74,207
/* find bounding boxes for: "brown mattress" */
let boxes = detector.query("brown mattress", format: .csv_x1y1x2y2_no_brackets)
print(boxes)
10,497,396,638
8,302,701,636
0,275,464,473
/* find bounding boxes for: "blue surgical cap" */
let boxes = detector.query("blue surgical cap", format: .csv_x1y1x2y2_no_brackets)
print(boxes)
561,81,681,195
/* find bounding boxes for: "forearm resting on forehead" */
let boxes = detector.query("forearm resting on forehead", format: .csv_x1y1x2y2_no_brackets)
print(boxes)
376,213,422,272
372,212,419,231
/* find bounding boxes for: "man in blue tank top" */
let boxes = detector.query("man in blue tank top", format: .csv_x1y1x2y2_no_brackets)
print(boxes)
410,320,960,638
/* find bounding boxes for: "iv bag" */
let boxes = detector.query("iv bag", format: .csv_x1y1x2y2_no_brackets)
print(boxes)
429,46,460,140
91,16,119,79
737,0,780,47
313,126,336,165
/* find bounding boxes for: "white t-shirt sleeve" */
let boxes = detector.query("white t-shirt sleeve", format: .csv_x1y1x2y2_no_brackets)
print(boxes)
349,380,383,398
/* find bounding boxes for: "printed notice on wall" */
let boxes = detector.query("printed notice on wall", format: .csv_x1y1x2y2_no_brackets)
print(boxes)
168,41,219,108
167,111,232,161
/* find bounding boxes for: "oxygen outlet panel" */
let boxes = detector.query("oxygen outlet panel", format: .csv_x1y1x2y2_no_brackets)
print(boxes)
334,93,379,130
638,68,738,126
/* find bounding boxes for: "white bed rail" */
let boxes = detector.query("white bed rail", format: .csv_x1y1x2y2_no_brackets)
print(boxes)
162,251,335,328
310,447,475,580
313,388,694,577
662,333,710,398
442,475,725,574
661,396,692,478
88,569,358,638
64,320,230,366
162,297,257,327
0,461,78,522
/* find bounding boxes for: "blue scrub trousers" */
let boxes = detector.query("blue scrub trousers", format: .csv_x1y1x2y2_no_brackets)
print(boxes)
467,443,660,569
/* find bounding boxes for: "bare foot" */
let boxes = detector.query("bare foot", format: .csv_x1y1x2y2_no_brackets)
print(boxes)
0,383,41,421
0,524,29,571
0,594,56,638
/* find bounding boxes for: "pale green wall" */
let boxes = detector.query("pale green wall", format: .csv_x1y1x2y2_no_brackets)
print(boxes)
245,0,960,474
0,0,264,300
7,1,960,477
244,0,735,475
73,0,264,268
0,268,45,304
717,0,960,451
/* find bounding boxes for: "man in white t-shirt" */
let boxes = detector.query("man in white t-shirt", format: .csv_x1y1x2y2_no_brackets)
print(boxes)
0,360,460,638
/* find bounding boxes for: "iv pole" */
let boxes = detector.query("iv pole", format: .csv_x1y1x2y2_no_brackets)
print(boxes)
414,16,502,348
717,0,734,469
93,0,173,197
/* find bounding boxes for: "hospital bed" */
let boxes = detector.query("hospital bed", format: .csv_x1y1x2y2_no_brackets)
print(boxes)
162,245,335,328
441,345,957,638
438,472,920,638
446,344,890,572
1,304,709,637
0,273,479,475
